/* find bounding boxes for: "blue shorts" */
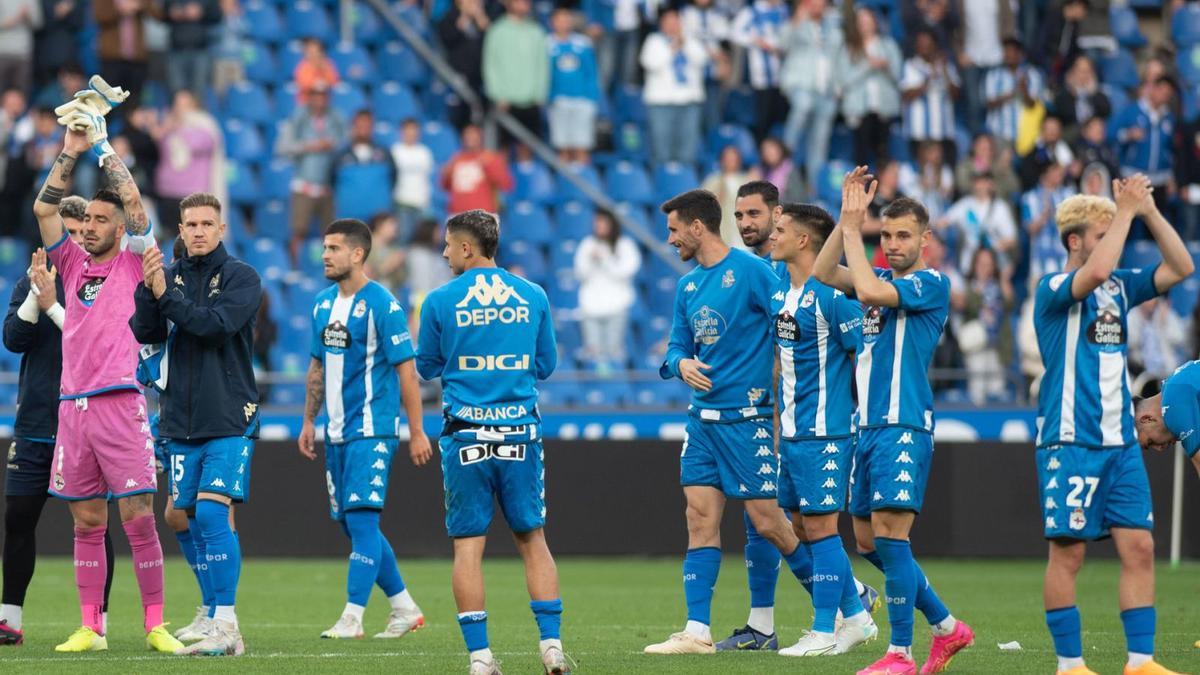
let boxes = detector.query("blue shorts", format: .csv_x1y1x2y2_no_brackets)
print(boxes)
778,436,853,515
439,425,545,537
166,437,254,510
6,438,54,497
1037,443,1154,541
325,438,396,521
849,427,933,517
680,416,776,499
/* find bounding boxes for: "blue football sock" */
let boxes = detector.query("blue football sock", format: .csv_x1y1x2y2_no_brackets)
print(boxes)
683,547,721,625
875,537,917,648
343,510,383,607
742,511,780,609
912,560,950,625
457,611,489,651
838,549,866,619
809,535,845,633
195,500,240,610
173,528,206,603
1046,606,1083,658
783,543,814,596
186,516,216,610
375,534,407,597
530,599,563,640
860,549,885,573
1121,606,1155,656
231,530,241,589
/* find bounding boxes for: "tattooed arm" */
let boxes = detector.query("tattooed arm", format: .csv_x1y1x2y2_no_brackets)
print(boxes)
298,357,325,460
32,129,90,247
100,152,151,237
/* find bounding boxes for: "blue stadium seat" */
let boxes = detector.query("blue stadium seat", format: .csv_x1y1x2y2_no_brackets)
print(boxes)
330,42,377,85
707,124,758,167
227,160,262,205
632,379,689,408
504,201,552,245
278,40,304,79
828,124,855,162
1100,84,1129,117
0,238,30,280
1179,46,1200,87
285,1,334,42
653,162,699,204
242,42,279,84
550,238,578,271
261,158,293,200
372,120,399,147
605,161,654,205
392,0,430,38
1123,240,1161,270
549,273,579,310
500,240,548,284
817,160,853,206
1110,5,1147,49
421,121,459,165
252,199,290,242
378,41,431,88
1170,277,1200,317
1174,3,1200,48
297,238,325,279
612,122,648,163
273,82,299,120
580,380,633,408
226,203,250,239
555,201,594,239
421,79,451,123
224,81,274,125
513,159,556,205
330,81,368,119
556,163,602,203
371,81,421,123
245,238,290,282
223,119,268,164
244,0,285,44
350,3,386,45
611,202,650,231
721,86,758,130
538,380,578,408
1099,50,1140,91
611,84,645,125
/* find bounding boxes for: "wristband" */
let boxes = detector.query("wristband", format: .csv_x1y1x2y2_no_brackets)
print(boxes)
46,303,65,329
125,224,155,254
17,291,38,323
92,139,115,165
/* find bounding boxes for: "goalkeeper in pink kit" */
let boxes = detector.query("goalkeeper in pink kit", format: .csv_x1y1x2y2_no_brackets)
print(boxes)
32,77,184,654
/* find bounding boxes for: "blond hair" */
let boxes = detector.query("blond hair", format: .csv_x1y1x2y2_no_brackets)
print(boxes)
179,192,222,215
1055,194,1116,237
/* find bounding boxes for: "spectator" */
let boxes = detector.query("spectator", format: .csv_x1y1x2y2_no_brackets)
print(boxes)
439,123,512,215
702,145,758,248
836,6,902,169
983,37,1044,147
681,0,731,132
1078,160,1112,198
274,83,347,260
756,136,802,200
122,104,162,197
900,0,959,54
391,118,434,243
163,0,219,95
955,133,1019,197
1176,109,1200,240
1128,298,1189,397
899,140,954,219
779,0,840,198
937,170,1018,272
334,110,396,224
1019,114,1075,189
547,8,601,165
153,89,225,241
1038,0,1114,85
0,0,40,95
483,0,549,146
1021,159,1074,288
0,88,29,228
1051,54,1110,138
732,0,788,142
953,0,1013,135
866,159,906,261
438,0,491,129
211,0,247,95
573,208,641,373
94,0,155,121
31,61,83,109
1112,76,1176,214
32,0,81,91
364,212,407,291
1072,115,1118,180
901,28,960,159
640,9,707,166
11,106,57,241
405,217,452,340
292,37,339,100
584,0,650,91
957,246,1015,404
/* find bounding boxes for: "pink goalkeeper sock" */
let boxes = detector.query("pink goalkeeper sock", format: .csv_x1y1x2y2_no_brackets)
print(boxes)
74,525,107,634
122,514,164,632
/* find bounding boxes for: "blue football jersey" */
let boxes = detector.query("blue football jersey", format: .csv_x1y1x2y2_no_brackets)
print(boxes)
1034,266,1160,448
661,248,776,415
416,267,556,426
856,267,950,431
772,270,862,439
1161,359,1200,457
311,281,415,444
760,250,786,277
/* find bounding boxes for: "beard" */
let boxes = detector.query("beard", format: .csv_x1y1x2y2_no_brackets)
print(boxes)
83,233,116,256
324,267,350,282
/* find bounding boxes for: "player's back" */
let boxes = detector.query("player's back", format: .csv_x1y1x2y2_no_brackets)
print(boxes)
417,267,555,426
856,267,949,432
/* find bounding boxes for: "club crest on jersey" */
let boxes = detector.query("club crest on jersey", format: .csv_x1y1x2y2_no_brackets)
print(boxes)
1068,508,1086,531
53,471,65,491
353,299,367,318
1101,280,1120,296
322,320,350,351
721,270,735,288
77,277,105,306
208,273,221,297
691,306,726,345
799,290,815,308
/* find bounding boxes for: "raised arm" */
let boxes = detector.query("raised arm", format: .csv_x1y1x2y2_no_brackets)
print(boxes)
1069,176,1147,300
32,129,89,247
814,166,870,294
100,152,150,237
1139,191,1195,293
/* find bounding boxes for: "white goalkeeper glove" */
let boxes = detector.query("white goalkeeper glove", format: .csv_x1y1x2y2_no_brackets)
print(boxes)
54,75,130,127
60,106,115,165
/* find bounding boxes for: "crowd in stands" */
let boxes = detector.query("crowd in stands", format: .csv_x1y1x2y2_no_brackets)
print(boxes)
1,0,1200,409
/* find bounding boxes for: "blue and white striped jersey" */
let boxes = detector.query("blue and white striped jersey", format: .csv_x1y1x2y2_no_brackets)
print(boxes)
1034,266,1162,448
311,281,415,444
731,0,786,89
983,64,1044,142
416,268,556,426
771,270,861,439
1161,359,1200,457
856,267,950,431
900,57,960,142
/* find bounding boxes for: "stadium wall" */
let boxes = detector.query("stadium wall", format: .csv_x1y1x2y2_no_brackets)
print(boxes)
2,440,1195,559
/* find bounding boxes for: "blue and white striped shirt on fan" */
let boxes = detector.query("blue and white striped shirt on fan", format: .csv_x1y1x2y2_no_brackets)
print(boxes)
900,56,960,142
731,0,786,89
984,63,1044,142
1020,184,1075,286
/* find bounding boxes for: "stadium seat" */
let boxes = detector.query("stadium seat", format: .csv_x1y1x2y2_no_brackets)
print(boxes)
226,204,251,240
244,0,285,44
1170,277,1200,316
246,238,291,283
653,162,699,205
504,201,552,245
421,121,459,165
605,161,654,205
330,81,369,119
378,41,431,88
0,238,29,280
549,273,579,311
556,163,602,203
1099,50,1140,91
513,159,557,205
1100,84,1129,117
500,240,548,284
829,124,855,162
1174,3,1200,48
224,81,274,125
1110,5,1147,50
721,86,758,130
1179,46,1200,87
580,380,633,408
285,1,335,42
611,84,646,126
707,124,758,167
278,40,304,80
421,79,452,123
1123,240,1161,270
330,42,377,85
260,158,294,200
818,160,854,206
556,200,594,239
252,199,291,242
371,81,421,123
242,42,279,84
550,238,579,271
632,379,690,408
272,83,300,120
538,380,578,408
297,238,325,279
372,120,399,147
350,3,386,45
227,160,262,205
284,275,322,313
223,119,268,164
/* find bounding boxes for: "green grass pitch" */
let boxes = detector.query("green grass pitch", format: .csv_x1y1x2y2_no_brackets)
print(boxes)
1,556,1197,673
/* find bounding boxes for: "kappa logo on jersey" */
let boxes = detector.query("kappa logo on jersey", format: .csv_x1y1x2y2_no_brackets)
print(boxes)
754,427,770,440
370,476,384,487
77,276,106,306
822,459,839,471
125,478,137,488
1087,309,1124,348
455,275,531,326
348,493,361,503
895,489,911,502
371,459,386,470
459,443,527,465
821,477,837,489
757,463,774,475
771,290,785,301
1045,497,1057,510
1147,512,1154,523
760,481,775,492
390,301,401,313
739,483,749,493
799,498,809,507
774,310,799,343
820,495,836,506
872,491,883,501
799,290,815,309
861,306,884,341
352,299,367,318
685,282,698,293
898,432,914,444
322,320,351,350
691,305,727,346
1045,516,1057,529
755,446,772,457
721,270,735,288
211,478,226,488
896,470,913,483
910,274,924,297
233,480,241,492
1046,477,1058,489
373,442,389,454
368,491,382,503
896,451,913,463
823,443,839,454
1069,508,1086,531
1048,457,1061,471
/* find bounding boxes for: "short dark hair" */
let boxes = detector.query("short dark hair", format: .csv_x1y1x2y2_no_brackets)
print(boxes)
91,188,124,214
736,180,780,209
325,218,373,259
179,191,222,216
660,189,722,234
58,195,87,221
446,209,500,258
400,117,420,128
880,197,930,230
779,202,835,246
